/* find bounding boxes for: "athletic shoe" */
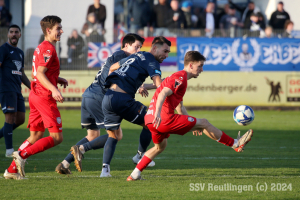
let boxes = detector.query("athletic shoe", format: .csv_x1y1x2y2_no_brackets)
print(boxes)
126,175,144,181
70,145,84,172
5,148,14,157
12,151,26,177
132,153,155,167
3,169,25,180
55,163,72,175
100,165,112,177
234,129,253,153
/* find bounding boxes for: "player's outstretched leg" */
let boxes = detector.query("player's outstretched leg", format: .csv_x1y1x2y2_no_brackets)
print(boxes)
132,128,155,167
128,139,167,181
190,118,253,152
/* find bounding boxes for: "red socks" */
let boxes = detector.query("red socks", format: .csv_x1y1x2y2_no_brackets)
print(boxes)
20,136,54,159
8,140,32,173
218,131,234,147
136,155,152,172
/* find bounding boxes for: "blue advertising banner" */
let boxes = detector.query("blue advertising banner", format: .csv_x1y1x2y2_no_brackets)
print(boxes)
177,37,300,71
87,42,121,68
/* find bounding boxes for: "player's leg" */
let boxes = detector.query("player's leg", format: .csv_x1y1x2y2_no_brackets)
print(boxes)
128,139,168,181
190,118,253,152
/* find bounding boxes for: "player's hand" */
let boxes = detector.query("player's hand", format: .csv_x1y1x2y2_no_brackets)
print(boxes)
52,88,64,103
152,113,162,129
138,84,149,98
193,129,203,136
58,77,68,88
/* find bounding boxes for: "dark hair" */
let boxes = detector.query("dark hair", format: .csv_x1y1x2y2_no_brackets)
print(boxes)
122,33,145,48
8,24,21,32
278,1,283,5
284,20,294,29
151,36,171,47
184,51,206,66
40,15,62,35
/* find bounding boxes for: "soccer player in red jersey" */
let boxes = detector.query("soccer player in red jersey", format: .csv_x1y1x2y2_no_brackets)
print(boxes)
3,15,68,180
127,51,253,181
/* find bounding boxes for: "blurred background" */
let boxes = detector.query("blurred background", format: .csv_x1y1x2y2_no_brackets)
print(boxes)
2,0,300,108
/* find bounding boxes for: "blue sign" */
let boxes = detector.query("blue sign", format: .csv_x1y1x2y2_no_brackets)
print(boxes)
177,37,300,71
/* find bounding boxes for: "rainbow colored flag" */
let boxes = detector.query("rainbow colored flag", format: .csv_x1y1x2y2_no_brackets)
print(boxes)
140,37,177,67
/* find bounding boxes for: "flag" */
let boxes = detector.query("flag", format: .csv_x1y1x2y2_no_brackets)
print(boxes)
87,42,121,68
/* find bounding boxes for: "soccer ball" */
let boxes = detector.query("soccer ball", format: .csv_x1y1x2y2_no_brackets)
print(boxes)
233,105,255,126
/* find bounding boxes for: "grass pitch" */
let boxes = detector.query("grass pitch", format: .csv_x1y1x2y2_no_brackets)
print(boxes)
0,110,299,199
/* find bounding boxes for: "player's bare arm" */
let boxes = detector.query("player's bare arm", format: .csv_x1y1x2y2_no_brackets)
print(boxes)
21,68,31,89
153,87,173,129
108,62,120,75
57,77,68,88
36,66,64,103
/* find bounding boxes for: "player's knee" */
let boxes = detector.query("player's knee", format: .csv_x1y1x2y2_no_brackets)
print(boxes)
196,118,210,129
115,129,123,141
50,133,63,145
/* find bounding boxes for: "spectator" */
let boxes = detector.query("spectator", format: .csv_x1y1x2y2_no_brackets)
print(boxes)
67,29,85,63
229,0,260,29
219,6,243,37
81,13,105,43
249,13,265,37
282,20,294,38
168,0,186,29
262,26,274,38
269,1,290,30
215,4,229,29
87,0,106,28
128,0,151,34
197,2,216,37
181,1,193,29
152,0,173,36
0,0,12,27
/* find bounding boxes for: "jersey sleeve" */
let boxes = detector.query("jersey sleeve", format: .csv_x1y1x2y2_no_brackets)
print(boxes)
165,75,185,95
37,46,55,68
147,60,161,79
0,45,8,64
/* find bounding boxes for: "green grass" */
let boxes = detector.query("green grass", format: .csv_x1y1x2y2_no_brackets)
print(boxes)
0,110,299,199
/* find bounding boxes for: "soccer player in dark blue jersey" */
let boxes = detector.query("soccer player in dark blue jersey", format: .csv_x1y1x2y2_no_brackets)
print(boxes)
70,36,171,177
55,33,149,174
0,25,31,157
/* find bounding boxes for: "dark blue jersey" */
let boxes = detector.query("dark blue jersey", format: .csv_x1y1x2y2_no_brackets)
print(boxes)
0,42,24,94
105,52,161,98
83,50,127,98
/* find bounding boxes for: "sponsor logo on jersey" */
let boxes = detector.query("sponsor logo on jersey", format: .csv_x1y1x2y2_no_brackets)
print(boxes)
174,79,182,88
155,70,161,75
57,117,62,124
188,117,194,122
12,71,22,75
43,53,52,63
12,60,22,71
10,51,14,54
46,50,51,53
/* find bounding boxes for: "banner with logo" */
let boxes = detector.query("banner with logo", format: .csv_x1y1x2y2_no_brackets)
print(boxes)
20,71,300,107
87,42,121,68
177,37,300,71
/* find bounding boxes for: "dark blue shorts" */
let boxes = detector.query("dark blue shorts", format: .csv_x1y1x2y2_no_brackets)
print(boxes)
102,89,147,130
81,92,105,130
0,92,25,114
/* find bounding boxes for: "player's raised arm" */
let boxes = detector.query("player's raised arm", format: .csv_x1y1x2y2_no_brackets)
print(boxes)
36,66,64,103
21,68,31,90
153,87,173,129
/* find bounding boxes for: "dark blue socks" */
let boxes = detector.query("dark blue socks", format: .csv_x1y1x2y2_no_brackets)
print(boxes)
3,122,14,149
102,137,118,165
138,128,152,153
83,134,108,152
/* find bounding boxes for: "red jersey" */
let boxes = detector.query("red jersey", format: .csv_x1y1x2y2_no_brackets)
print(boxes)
145,70,188,125
31,41,60,97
